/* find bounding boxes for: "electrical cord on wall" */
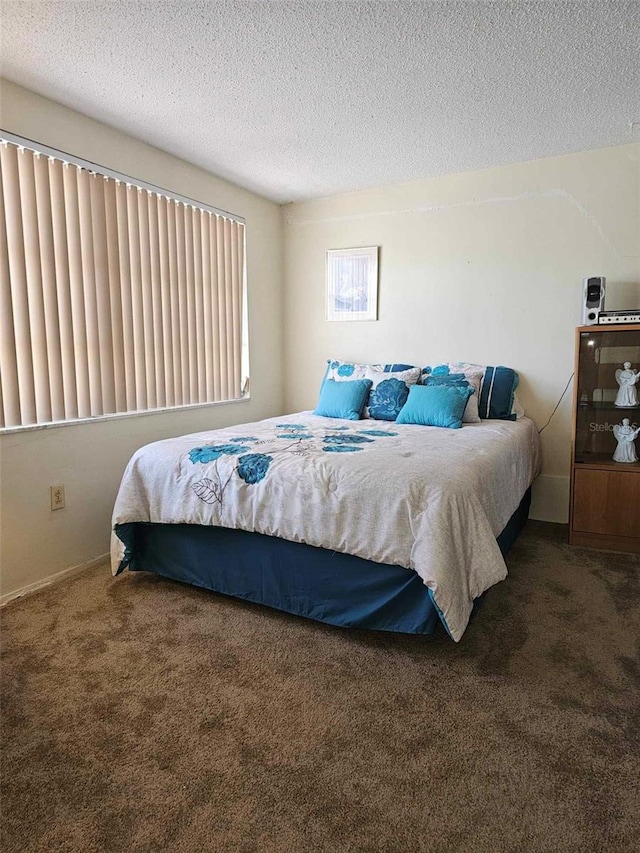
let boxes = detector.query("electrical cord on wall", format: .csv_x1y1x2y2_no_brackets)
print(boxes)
538,372,574,434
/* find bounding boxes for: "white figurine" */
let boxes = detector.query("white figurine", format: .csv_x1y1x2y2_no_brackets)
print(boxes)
614,362,640,408
612,418,640,463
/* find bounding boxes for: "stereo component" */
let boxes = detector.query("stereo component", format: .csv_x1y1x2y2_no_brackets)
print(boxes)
582,276,606,325
598,310,640,325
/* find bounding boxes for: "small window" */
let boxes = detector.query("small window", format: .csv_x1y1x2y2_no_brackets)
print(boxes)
0,134,247,430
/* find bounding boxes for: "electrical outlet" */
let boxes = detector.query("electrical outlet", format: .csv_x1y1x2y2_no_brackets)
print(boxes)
50,485,65,511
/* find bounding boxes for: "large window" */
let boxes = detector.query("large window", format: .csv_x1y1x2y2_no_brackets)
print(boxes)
0,133,247,430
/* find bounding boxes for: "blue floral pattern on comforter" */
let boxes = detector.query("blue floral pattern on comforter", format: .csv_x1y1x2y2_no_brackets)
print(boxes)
186,422,396,494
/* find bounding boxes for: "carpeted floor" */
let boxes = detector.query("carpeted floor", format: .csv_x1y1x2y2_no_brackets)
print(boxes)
1,521,638,853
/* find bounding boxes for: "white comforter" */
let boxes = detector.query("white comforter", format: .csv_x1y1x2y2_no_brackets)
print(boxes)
111,412,541,641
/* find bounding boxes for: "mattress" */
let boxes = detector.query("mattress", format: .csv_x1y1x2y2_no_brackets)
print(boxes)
112,412,541,640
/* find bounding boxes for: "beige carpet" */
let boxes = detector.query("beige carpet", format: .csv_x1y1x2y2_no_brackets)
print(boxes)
1,521,638,853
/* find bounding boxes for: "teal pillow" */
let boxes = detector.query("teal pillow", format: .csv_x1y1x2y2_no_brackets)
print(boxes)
314,379,373,421
396,384,473,429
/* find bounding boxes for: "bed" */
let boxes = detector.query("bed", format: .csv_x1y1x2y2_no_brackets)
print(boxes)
112,411,541,641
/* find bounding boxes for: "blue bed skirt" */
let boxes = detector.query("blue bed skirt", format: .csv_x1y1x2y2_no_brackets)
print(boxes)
118,487,531,636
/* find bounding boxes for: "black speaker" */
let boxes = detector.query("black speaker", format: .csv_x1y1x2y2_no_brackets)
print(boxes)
582,276,605,325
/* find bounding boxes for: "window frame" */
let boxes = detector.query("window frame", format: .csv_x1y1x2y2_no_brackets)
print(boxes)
0,130,250,434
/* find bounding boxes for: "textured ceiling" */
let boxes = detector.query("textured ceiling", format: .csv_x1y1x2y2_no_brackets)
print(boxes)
1,1,639,203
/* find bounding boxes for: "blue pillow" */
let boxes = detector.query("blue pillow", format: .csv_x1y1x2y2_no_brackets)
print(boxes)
477,365,519,420
314,379,373,420
396,384,473,429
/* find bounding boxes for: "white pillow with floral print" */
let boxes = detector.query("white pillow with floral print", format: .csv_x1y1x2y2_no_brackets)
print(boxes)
420,364,483,423
447,362,520,421
325,360,421,421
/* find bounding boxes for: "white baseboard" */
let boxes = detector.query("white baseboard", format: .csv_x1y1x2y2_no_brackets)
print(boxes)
530,474,570,524
0,552,109,607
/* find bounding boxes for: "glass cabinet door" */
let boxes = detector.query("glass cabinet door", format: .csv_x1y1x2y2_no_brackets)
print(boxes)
575,328,640,465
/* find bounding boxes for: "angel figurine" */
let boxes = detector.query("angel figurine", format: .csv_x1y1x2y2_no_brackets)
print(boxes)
614,362,640,408
612,418,640,463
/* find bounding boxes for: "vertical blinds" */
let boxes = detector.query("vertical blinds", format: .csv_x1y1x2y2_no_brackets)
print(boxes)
0,139,245,429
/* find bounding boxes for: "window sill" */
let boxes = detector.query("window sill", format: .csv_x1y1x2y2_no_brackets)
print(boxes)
0,394,251,436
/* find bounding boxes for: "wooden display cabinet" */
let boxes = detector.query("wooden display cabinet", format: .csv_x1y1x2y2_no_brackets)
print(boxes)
569,324,640,553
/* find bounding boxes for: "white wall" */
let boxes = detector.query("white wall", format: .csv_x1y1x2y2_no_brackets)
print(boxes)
0,80,284,597
283,145,640,523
